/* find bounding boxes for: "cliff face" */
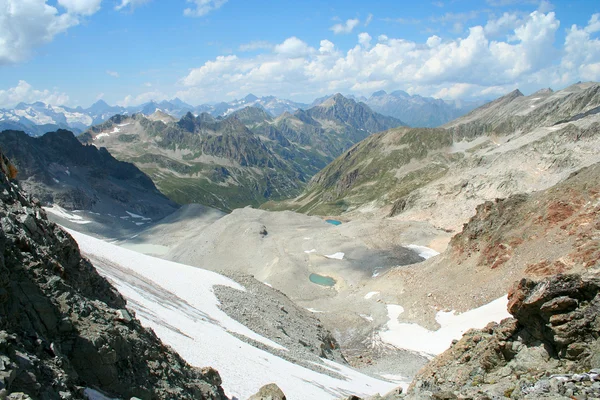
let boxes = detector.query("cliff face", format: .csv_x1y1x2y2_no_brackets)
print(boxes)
0,151,226,399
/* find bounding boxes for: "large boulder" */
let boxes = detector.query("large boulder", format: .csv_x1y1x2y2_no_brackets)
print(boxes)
248,383,286,400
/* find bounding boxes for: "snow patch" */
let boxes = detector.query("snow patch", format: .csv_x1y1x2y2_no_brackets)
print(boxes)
44,205,91,225
364,291,380,300
324,252,345,260
359,314,374,322
304,249,316,254
94,133,109,140
406,245,440,260
379,296,511,355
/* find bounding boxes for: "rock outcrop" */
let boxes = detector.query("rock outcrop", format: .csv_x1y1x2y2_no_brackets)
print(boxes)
406,273,600,399
0,150,226,398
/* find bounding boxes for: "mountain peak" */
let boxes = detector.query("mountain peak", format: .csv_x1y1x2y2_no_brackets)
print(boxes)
390,90,410,98
372,90,388,97
533,88,554,95
92,99,110,107
244,94,259,102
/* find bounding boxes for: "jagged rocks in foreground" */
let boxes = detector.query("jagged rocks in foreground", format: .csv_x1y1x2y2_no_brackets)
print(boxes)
0,150,226,399
407,273,600,399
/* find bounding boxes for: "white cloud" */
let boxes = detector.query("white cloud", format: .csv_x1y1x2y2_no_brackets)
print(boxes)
57,0,101,15
365,14,373,27
274,37,313,58
0,0,102,65
319,40,336,55
117,90,166,107
558,13,600,83
184,0,227,17
106,70,120,78
175,11,574,103
239,41,273,52
0,80,69,108
330,18,360,34
484,12,521,36
115,0,150,11
358,33,372,48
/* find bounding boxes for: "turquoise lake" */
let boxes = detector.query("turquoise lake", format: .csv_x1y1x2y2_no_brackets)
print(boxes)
325,219,342,226
309,273,336,287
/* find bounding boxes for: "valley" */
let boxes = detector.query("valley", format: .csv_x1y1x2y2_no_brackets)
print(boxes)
1,83,599,399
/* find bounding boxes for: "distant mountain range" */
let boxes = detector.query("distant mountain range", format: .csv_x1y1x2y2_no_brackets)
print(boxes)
77,94,403,211
0,91,487,137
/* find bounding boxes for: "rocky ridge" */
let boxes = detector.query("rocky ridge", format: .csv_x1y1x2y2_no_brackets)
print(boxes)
0,150,226,399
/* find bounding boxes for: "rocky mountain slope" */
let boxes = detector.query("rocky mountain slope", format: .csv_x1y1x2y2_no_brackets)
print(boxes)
272,83,600,231
363,161,599,331
79,113,305,211
0,129,178,227
0,150,227,399
80,95,403,211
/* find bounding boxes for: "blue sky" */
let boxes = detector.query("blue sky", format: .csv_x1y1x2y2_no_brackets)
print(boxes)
0,0,599,108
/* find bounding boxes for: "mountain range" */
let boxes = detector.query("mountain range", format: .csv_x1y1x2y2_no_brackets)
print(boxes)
77,94,403,211
0,91,486,137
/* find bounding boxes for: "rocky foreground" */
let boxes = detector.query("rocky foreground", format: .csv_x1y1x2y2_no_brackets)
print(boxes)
0,151,226,399
406,273,600,399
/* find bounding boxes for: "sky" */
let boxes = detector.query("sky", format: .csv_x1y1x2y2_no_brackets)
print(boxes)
0,0,599,108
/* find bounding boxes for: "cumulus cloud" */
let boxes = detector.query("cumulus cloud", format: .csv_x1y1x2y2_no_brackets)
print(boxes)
115,0,151,11
172,10,600,104
57,0,101,15
0,80,69,108
558,13,600,82
184,0,227,17
274,37,314,57
0,0,102,65
330,18,360,34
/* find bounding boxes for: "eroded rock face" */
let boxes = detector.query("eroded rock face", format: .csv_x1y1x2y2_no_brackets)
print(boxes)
0,150,227,399
406,273,600,399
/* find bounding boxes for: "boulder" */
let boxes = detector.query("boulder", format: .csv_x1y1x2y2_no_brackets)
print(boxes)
248,383,286,400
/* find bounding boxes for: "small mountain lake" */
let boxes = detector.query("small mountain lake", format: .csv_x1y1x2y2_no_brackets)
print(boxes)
325,219,342,226
309,273,336,287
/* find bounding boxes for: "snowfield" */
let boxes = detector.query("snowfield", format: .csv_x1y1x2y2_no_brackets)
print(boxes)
379,296,511,356
45,205,91,225
68,229,399,400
